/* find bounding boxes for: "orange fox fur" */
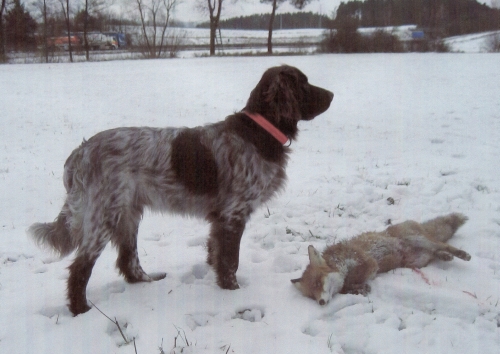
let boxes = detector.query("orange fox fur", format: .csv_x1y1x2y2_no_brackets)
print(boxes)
291,213,470,305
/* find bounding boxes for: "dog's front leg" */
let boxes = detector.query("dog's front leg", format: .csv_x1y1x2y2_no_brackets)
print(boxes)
207,217,245,290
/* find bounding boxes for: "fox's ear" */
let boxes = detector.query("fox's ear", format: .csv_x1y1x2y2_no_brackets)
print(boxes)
308,245,326,267
291,278,303,291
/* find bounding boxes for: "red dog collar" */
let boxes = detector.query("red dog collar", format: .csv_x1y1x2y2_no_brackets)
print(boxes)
243,111,290,146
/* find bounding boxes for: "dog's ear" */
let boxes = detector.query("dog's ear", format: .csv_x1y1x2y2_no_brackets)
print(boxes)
291,278,303,291
308,245,326,267
264,68,300,125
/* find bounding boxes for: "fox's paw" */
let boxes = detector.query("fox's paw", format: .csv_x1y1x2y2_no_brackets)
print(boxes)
345,283,371,296
435,250,454,261
454,249,471,261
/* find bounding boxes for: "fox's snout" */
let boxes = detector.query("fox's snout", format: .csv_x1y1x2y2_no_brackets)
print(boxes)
292,246,345,305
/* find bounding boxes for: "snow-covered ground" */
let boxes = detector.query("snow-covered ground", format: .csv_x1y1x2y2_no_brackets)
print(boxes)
444,30,500,52
184,28,325,45
1,54,499,353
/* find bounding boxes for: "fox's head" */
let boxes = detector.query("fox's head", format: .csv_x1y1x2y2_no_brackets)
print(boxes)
291,245,345,305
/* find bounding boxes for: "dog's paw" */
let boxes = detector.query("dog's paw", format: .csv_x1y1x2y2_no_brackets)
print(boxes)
217,274,240,290
69,301,92,316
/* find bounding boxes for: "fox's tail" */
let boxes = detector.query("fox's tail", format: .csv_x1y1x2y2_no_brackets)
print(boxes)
420,213,468,242
28,207,77,257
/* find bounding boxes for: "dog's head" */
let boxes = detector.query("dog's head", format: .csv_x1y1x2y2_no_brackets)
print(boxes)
244,65,333,139
291,245,344,305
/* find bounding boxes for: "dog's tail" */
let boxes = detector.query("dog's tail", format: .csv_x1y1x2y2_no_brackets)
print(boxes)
29,144,86,257
28,207,77,257
421,213,468,242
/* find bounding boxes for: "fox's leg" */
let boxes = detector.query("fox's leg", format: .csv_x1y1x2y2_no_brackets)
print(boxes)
434,250,454,261
435,244,471,261
340,254,378,295
342,283,371,296
406,234,471,262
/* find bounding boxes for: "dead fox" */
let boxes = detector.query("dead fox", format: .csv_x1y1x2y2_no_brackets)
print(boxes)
291,213,470,305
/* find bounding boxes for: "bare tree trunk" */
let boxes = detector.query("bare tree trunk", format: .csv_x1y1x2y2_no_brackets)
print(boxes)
157,0,174,58
60,0,73,62
151,0,157,56
42,0,49,62
83,0,90,60
209,22,216,55
0,0,6,63
267,0,278,54
207,0,223,56
136,0,154,57
135,0,178,58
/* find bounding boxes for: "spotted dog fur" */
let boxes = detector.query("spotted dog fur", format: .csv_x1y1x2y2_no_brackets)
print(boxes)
29,65,334,315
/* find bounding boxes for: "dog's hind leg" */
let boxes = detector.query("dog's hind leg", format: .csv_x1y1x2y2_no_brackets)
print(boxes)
67,221,112,315
207,216,245,290
114,206,166,283
116,240,167,283
68,252,102,315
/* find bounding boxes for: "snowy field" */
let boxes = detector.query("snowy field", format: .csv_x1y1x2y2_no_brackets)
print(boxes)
444,30,500,53
1,54,500,353
10,27,500,64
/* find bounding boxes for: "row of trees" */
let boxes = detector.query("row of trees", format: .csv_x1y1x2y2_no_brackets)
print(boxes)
0,0,323,62
320,17,450,53
2,0,500,62
1,0,36,61
198,12,332,30
199,0,317,55
0,0,183,62
0,0,110,62
335,0,500,37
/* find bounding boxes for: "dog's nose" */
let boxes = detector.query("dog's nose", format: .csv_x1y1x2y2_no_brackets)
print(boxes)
328,91,334,101
319,299,326,306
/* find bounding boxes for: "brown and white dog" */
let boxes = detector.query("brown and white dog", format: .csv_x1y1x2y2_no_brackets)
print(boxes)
292,213,470,305
29,65,334,315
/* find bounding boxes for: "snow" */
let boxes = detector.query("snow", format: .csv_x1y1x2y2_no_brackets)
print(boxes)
1,54,500,353
444,31,500,53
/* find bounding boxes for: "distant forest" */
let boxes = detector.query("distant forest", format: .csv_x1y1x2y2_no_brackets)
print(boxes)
197,12,333,30
334,0,500,36
197,0,500,37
